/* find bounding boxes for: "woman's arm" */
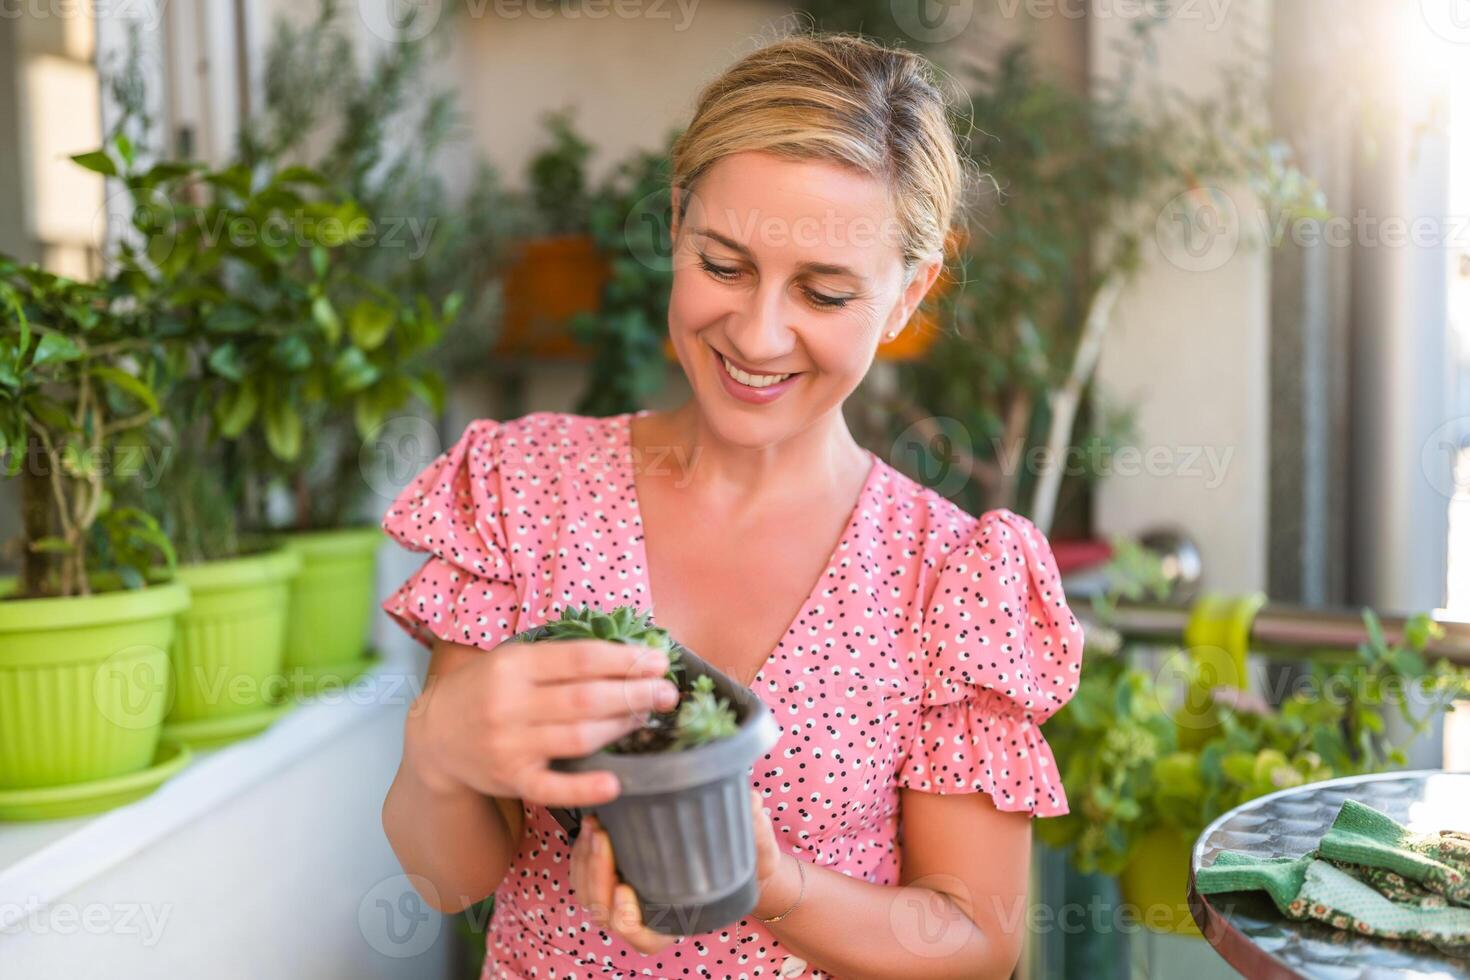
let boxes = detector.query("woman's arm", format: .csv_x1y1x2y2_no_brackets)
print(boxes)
382,640,524,913
383,635,681,914
755,788,1031,979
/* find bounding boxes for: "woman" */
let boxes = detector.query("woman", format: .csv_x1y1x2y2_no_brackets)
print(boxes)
381,32,1083,980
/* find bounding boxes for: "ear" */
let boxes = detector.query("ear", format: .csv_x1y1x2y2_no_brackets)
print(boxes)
882,255,945,341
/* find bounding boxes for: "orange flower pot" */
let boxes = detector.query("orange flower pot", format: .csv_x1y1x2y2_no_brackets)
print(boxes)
497,234,610,359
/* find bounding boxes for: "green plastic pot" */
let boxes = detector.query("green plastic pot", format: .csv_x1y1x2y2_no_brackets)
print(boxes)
1118,827,1202,937
169,549,300,724
280,527,382,675
0,580,189,790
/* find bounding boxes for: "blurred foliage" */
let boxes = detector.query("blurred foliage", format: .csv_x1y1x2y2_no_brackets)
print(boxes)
1039,546,1470,875
233,0,519,530
514,113,679,416
527,110,595,236
0,253,176,598
570,141,679,416
885,24,1328,520
71,16,458,564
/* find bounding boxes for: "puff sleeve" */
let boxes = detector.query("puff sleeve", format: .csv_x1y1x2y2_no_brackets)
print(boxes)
380,419,522,652
896,508,1084,816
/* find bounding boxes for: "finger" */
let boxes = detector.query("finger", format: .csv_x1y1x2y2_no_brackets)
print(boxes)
569,825,589,900
582,818,617,926
530,677,680,722
531,715,650,758
518,768,621,807
523,640,671,683
571,818,603,924
588,824,618,926
612,883,675,954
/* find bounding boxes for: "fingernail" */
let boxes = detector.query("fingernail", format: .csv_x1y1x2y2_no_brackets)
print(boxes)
657,681,679,709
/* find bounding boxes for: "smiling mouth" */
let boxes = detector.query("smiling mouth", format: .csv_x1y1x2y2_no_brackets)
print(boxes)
716,350,799,389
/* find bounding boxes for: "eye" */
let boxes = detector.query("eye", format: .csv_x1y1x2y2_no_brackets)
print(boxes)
698,256,741,281
803,288,850,310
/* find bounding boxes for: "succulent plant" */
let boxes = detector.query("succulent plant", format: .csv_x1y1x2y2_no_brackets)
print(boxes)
669,675,740,751
514,604,738,753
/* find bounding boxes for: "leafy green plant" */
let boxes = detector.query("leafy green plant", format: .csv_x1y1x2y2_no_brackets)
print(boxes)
570,140,679,417
1038,591,1469,876
75,124,385,560
527,109,594,237
512,605,740,753
0,255,175,597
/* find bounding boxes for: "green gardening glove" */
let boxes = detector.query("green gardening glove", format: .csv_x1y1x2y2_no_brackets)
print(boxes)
1319,800,1470,905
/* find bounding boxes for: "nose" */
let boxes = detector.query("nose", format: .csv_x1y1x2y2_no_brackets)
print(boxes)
723,281,797,365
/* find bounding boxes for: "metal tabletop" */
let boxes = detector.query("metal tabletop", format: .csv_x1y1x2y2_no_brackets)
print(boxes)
1187,770,1470,979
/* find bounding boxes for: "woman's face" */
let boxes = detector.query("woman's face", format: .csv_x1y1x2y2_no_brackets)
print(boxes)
667,151,940,449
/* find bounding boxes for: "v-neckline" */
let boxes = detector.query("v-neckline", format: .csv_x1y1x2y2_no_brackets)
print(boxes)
617,409,882,690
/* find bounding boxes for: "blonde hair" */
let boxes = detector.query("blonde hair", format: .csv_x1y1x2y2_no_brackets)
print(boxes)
670,32,969,278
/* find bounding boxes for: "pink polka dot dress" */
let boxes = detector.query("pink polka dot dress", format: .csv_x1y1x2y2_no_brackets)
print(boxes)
381,410,1084,980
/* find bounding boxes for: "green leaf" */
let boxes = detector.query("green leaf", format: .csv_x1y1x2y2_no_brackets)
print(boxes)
71,150,117,176
90,365,160,414
270,333,312,372
311,296,341,343
348,300,394,351
32,333,83,366
207,343,246,382
332,347,380,393
215,382,259,438
263,399,302,461
115,133,135,167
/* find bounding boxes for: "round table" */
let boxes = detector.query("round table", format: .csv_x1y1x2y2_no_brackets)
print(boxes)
1187,769,1470,979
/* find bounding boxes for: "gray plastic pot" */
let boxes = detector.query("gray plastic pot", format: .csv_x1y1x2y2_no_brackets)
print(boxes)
542,641,780,936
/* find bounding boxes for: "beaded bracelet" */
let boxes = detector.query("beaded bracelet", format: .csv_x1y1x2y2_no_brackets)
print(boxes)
755,854,807,924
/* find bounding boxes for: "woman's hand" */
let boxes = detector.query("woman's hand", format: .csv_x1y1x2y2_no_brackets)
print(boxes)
571,789,786,953
402,638,680,806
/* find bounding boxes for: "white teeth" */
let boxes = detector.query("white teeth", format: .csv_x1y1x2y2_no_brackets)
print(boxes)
721,355,792,389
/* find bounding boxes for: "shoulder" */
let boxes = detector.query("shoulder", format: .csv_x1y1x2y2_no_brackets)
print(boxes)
447,410,628,470
872,461,1041,565
871,463,1063,611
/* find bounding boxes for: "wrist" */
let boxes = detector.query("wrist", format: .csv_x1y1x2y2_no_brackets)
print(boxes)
754,852,804,921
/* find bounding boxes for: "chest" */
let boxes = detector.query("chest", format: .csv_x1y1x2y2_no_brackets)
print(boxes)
636,503,843,687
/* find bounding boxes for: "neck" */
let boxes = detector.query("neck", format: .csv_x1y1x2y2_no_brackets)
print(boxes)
640,400,871,512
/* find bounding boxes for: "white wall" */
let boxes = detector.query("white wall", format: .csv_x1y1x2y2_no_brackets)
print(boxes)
1090,3,1273,593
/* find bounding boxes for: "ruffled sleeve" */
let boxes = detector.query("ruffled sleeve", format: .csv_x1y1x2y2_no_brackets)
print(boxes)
896,508,1084,816
379,419,522,652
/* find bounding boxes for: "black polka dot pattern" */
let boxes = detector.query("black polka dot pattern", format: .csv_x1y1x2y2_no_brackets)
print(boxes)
381,410,1084,979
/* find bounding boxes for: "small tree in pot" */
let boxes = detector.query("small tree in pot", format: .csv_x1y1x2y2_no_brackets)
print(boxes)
0,254,189,808
511,606,779,936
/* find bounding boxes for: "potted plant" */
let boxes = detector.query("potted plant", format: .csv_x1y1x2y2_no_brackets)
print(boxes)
1037,550,1470,936
512,606,780,936
233,4,496,694
0,252,191,818
497,110,607,359
82,126,387,745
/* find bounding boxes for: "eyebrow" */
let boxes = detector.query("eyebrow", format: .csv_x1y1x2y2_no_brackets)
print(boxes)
691,228,864,280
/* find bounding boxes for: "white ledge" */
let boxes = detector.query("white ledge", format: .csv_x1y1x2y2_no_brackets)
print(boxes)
0,662,411,930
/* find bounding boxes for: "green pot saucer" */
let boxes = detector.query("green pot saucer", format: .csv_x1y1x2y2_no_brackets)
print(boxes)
0,739,192,822
162,701,295,750
290,649,382,699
